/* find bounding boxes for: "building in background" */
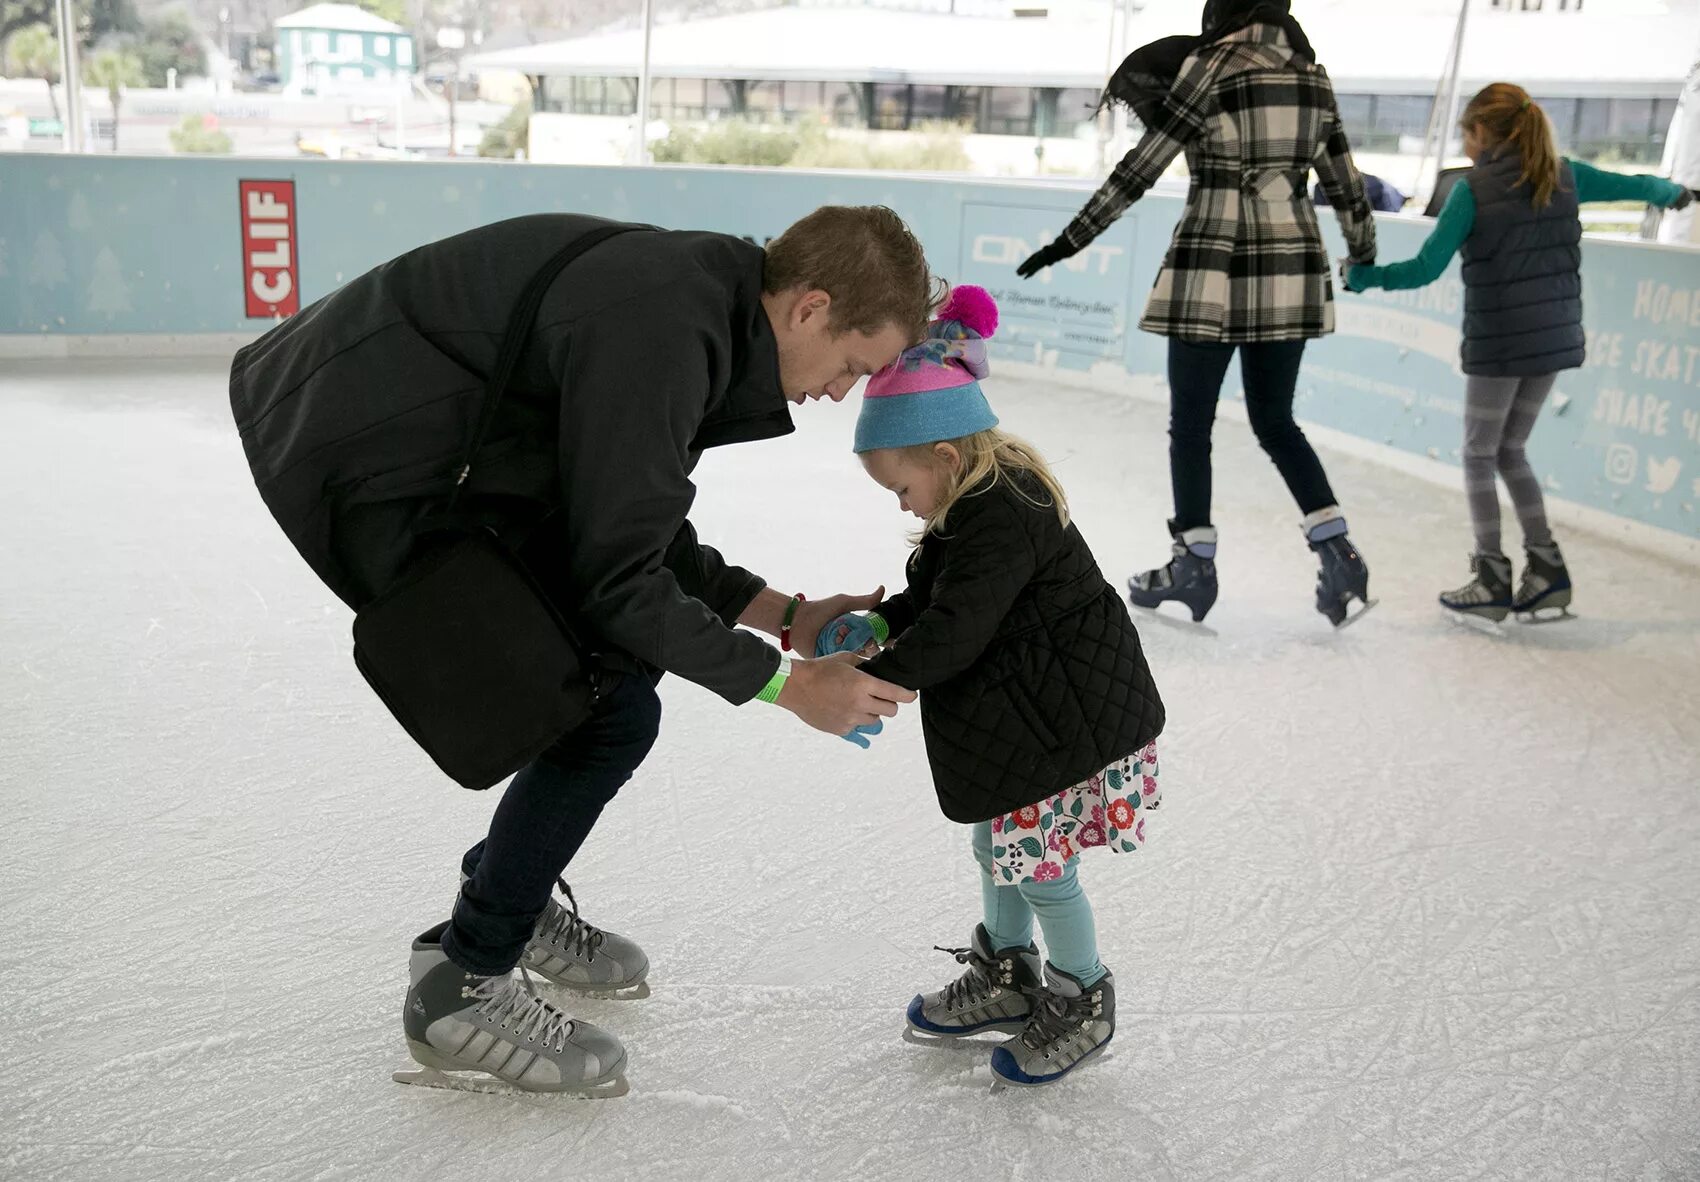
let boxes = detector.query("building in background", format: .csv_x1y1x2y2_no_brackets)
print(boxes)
471,0,1693,166
274,4,415,97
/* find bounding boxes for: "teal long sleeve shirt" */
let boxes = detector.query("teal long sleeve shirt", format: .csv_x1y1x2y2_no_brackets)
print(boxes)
1346,160,1689,293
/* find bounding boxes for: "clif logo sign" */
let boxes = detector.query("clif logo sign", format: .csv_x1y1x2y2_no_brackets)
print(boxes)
239,180,299,318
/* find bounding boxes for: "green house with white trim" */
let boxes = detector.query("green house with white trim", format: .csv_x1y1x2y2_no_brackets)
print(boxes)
275,3,415,96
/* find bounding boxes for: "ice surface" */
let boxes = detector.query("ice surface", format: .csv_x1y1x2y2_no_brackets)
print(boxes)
3,357,1698,1181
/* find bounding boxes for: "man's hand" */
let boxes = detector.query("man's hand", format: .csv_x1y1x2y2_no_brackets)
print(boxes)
777,652,915,737
790,587,883,656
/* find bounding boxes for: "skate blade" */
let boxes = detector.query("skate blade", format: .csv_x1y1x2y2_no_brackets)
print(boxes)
903,1024,1024,1046
537,978,652,1001
1516,607,1575,625
1128,603,1219,638
1328,596,1378,630
1443,607,1507,636
393,1065,630,1099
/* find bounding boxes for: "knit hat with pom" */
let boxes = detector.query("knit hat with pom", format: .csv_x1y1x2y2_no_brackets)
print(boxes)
853,285,1000,454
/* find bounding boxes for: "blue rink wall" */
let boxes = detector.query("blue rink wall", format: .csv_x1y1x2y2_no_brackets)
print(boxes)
4,152,1699,543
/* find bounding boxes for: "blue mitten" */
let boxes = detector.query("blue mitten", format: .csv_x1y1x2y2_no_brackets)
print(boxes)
842,719,884,748
816,612,877,657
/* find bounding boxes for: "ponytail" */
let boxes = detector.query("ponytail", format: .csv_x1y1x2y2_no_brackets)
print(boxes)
1461,83,1564,209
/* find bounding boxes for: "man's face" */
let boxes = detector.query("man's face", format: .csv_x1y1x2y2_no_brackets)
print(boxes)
769,289,912,405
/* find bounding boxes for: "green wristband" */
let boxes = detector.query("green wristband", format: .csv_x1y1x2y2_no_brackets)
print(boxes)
868,612,890,645
756,654,793,704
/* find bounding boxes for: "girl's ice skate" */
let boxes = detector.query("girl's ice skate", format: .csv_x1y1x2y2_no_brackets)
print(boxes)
1128,523,1219,624
905,924,1042,1042
1440,553,1514,625
1514,542,1573,622
990,964,1115,1089
396,922,629,1098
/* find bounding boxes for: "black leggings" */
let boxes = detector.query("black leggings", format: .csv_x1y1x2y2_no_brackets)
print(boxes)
1166,337,1338,531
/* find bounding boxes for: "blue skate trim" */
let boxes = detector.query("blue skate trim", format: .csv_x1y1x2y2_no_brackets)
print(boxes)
1184,541,1216,558
905,994,1019,1036
991,1033,1113,1086
1306,518,1348,543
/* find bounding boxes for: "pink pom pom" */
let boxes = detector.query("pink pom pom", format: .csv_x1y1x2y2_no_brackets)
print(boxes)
937,284,998,339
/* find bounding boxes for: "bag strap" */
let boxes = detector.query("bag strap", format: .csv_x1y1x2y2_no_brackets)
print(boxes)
448,223,644,511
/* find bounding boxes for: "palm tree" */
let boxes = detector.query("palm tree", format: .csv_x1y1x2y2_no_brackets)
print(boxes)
6,24,61,121
83,47,143,151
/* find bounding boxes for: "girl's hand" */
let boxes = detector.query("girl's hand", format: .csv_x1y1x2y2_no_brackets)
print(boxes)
817,613,881,659
790,587,883,656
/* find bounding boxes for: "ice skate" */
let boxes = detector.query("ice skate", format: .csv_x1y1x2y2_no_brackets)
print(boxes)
904,923,1042,1042
1128,522,1219,624
1304,509,1374,627
1514,542,1574,623
461,874,651,999
989,963,1115,1089
1440,553,1514,628
396,922,629,1098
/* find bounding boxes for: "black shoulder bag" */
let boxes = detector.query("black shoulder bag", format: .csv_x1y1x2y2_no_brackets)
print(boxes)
352,224,639,791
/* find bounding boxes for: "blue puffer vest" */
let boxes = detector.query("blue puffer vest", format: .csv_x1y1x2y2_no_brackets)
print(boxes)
1459,152,1585,377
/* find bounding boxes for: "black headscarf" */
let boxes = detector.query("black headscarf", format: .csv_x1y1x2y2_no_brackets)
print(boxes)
1099,0,1317,126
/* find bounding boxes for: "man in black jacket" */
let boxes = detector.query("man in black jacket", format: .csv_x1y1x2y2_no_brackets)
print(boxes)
231,205,933,1092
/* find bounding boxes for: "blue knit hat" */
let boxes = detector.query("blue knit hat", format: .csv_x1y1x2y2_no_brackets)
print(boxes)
854,286,1000,454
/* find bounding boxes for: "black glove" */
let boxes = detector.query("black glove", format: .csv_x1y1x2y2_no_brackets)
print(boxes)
1675,187,1698,211
1016,238,1081,279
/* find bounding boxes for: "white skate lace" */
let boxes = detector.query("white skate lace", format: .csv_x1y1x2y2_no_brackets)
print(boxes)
472,966,575,1053
538,878,606,961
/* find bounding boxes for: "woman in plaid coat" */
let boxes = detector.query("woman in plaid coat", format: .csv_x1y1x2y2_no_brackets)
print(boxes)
1020,0,1380,627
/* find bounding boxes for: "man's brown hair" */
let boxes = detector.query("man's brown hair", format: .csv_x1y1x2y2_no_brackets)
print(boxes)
763,205,940,342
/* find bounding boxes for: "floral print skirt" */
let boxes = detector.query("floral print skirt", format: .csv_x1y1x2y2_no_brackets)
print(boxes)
988,743,1160,885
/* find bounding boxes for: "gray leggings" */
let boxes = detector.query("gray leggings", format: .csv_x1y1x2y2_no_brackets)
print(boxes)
1461,373,1557,557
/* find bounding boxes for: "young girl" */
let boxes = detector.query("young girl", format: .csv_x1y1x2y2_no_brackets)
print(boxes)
1345,83,1695,621
819,286,1166,1087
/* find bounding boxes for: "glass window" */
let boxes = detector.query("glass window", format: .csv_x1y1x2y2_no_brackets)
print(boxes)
1334,93,1373,143
986,87,1033,136
311,32,329,57
825,82,861,127
397,39,412,66
374,36,389,56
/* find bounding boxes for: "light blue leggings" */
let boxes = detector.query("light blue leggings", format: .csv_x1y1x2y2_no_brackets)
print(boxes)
971,821,1104,984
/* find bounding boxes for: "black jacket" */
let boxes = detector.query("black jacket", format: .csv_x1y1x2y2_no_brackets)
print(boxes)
862,475,1165,823
229,214,792,704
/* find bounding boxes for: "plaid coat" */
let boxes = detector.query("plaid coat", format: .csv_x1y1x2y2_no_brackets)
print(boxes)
1062,24,1377,344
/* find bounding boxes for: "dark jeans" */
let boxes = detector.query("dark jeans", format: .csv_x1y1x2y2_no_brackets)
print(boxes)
441,671,662,976
1167,337,1338,531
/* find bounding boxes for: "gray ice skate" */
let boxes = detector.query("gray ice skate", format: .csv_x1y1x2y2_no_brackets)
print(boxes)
1514,542,1574,622
990,963,1115,1089
396,922,629,1097
460,874,651,999
1440,553,1514,627
905,923,1041,1042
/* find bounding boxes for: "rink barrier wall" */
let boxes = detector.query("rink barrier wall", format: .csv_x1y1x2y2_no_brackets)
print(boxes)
3,152,1698,558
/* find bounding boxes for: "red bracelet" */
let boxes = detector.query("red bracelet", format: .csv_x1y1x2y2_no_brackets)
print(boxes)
779,592,806,652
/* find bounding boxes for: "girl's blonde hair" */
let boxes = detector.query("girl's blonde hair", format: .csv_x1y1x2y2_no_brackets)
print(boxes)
906,427,1069,541
1461,82,1564,209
